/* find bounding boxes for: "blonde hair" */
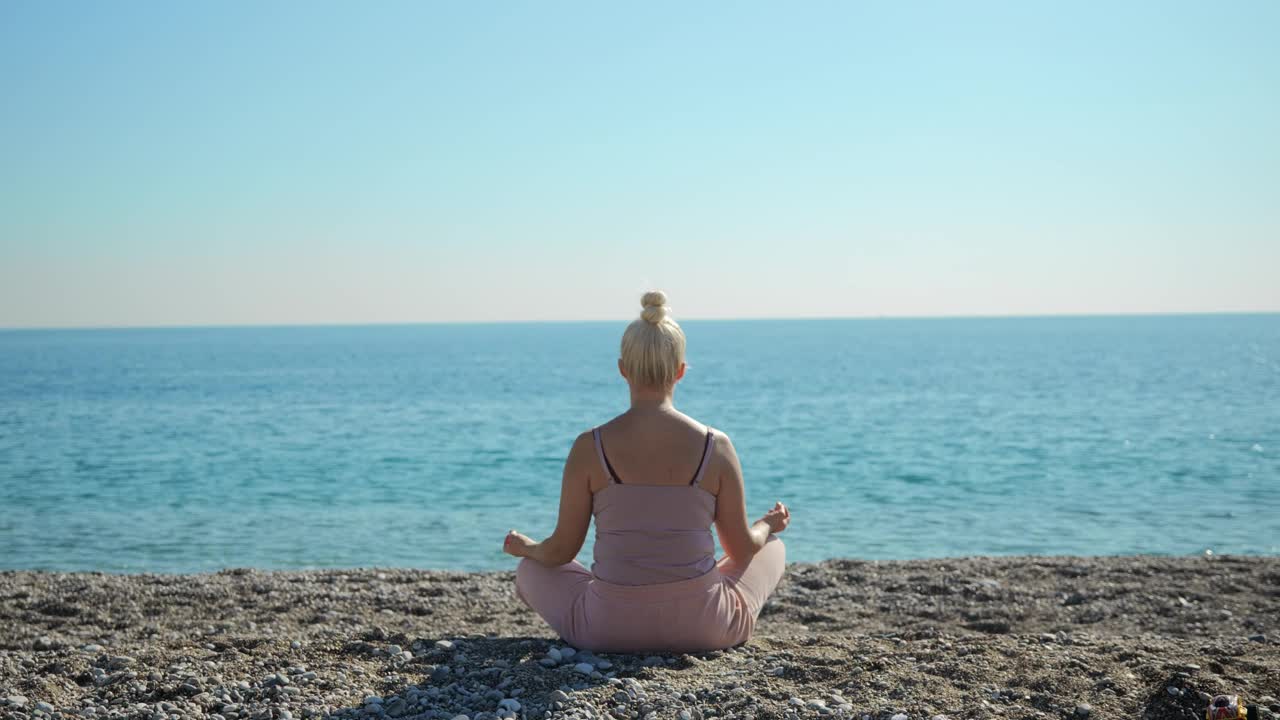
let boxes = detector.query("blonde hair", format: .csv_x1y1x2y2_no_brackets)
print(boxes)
620,290,686,388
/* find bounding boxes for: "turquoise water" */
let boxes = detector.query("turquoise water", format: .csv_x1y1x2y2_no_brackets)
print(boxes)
1,315,1277,573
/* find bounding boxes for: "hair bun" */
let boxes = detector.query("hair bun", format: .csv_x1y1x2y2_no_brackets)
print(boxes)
640,291,668,324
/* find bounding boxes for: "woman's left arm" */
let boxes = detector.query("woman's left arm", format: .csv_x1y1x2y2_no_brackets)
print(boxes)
503,431,594,567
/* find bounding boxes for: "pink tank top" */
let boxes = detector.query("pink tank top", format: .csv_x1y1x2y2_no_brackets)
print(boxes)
590,426,718,586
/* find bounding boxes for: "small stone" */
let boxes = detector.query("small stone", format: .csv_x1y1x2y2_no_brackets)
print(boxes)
561,647,577,660
6,697,28,708
930,716,950,720
107,656,136,670
498,700,521,712
574,662,596,674
678,712,691,720
290,640,302,649
364,696,384,705
279,712,293,720
1249,634,1267,643
82,643,104,653
547,648,563,662
643,656,664,667
595,659,613,670
387,644,402,655
890,714,908,720
1075,704,1091,718
538,658,557,667
1167,687,1181,697
435,640,454,650
549,691,569,703
452,715,469,720
36,702,56,714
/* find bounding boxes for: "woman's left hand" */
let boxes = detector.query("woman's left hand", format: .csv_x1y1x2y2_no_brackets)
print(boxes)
503,529,536,558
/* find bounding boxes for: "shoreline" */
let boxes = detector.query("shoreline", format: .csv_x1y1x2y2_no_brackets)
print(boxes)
2,555,1277,720
5,550,1277,577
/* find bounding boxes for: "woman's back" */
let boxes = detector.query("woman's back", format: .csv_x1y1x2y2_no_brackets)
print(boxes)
590,412,719,585
589,412,719,490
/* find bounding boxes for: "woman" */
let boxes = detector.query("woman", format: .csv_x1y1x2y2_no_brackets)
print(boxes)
502,291,790,653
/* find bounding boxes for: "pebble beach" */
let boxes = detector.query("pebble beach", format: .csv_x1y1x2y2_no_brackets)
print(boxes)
2,555,1278,720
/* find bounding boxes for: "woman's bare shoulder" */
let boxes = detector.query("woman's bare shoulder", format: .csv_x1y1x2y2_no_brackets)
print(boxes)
707,426,737,454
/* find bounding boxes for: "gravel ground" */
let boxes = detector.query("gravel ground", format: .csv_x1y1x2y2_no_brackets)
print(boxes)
2,555,1278,720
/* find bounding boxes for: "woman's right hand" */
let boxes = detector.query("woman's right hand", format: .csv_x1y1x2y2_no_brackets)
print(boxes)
760,501,790,534
503,529,537,559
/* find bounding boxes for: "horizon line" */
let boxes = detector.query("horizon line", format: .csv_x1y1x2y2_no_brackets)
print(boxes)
2,309,1278,332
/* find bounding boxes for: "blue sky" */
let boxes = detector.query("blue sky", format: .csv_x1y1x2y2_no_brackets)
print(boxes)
2,1,1277,327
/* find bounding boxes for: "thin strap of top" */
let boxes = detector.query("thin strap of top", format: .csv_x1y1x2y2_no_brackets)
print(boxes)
591,426,715,486
592,427,622,483
690,428,715,486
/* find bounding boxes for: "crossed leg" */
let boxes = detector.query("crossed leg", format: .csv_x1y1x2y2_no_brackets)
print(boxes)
716,534,786,620
514,558,593,641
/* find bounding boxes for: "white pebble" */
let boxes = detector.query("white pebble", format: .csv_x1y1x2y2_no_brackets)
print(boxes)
435,640,454,650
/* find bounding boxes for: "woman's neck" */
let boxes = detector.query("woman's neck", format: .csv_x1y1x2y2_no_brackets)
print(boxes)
628,385,675,412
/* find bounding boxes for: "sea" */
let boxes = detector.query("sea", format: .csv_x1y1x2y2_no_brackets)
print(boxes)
1,315,1277,574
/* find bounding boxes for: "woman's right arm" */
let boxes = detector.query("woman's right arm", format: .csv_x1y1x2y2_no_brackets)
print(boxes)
503,432,594,567
713,433,789,565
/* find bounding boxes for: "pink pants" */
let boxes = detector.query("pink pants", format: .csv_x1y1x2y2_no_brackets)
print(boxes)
515,535,785,653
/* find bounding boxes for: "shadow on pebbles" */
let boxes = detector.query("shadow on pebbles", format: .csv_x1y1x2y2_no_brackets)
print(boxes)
2,555,1278,720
